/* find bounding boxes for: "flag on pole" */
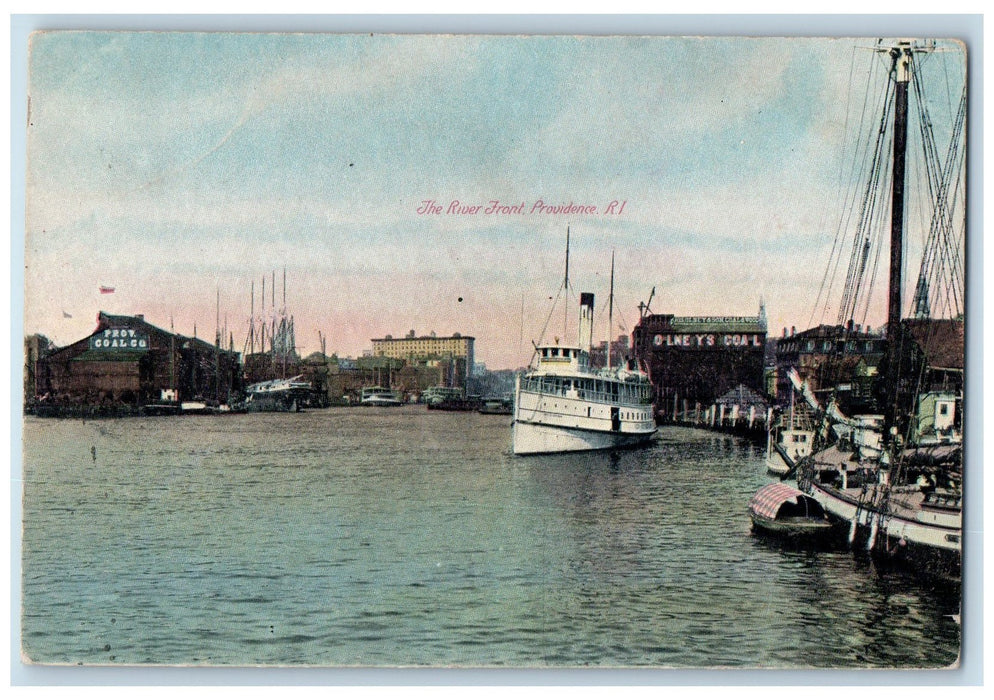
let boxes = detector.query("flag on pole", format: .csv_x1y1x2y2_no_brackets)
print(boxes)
99,286,115,294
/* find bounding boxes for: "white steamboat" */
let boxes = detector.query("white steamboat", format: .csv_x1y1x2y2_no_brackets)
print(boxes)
512,292,656,455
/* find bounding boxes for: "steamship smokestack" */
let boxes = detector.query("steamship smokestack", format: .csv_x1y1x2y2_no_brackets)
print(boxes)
579,292,595,353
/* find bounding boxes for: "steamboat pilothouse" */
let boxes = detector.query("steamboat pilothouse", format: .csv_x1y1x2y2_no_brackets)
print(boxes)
512,292,657,455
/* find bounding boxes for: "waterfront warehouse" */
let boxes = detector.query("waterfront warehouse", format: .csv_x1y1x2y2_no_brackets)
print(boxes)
632,306,767,420
30,311,242,415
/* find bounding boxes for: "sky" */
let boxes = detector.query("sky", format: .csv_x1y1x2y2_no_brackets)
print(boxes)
22,31,968,369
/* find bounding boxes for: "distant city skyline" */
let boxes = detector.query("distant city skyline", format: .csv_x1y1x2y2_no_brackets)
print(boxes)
23,32,966,369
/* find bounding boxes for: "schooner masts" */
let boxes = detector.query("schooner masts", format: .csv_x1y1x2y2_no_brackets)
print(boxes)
244,269,297,375
884,41,913,435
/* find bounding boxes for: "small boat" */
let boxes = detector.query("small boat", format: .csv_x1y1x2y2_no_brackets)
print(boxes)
427,396,482,411
766,375,817,476
359,386,404,407
478,396,513,415
748,482,832,538
766,415,815,477
422,386,464,407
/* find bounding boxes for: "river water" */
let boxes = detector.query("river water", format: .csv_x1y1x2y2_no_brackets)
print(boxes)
20,407,961,668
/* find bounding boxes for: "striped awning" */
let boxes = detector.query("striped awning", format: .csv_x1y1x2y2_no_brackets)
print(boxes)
748,482,807,520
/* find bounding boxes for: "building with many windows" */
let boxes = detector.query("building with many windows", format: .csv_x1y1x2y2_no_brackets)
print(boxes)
370,330,475,384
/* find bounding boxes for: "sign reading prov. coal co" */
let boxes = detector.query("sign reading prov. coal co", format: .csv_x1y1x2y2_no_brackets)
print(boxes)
89,328,150,350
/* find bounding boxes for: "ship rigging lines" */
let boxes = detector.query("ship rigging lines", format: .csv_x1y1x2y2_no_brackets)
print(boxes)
811,41,965,332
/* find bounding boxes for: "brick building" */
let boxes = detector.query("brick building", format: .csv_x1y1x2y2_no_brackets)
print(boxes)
632,311,768,416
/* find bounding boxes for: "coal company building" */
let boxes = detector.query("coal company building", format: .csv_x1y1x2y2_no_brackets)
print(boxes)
30,311,242,415
632,308,768,418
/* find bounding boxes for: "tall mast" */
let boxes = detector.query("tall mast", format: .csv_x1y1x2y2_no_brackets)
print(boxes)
271,270,276,357
888,42,911,340
215,288,220,347
608,251,615,369
170,316,175,397
215,287,220,402
885,41,912,434
260,275,266,353
563,227,570,338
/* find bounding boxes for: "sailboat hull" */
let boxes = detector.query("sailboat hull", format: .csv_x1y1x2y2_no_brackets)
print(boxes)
765,447,793,476
802,475,961,578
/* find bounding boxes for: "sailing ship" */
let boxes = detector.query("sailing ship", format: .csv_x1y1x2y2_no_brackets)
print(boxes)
512,236,657,455
242,270,315,411
792,40,965,579
244,375,313,412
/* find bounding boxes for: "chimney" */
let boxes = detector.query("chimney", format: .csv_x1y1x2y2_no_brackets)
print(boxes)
578,293,595,353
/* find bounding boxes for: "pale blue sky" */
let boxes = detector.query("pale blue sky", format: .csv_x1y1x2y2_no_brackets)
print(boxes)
23,31,967,368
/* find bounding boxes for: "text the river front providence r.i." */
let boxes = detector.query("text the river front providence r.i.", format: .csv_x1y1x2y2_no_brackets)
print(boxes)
415,198,627,216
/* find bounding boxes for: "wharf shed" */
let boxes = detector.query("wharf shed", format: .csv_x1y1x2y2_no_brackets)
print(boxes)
32,311,242,413
895,318,964,438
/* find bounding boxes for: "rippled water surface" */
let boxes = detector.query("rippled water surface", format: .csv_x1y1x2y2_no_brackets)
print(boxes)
21,408,961,667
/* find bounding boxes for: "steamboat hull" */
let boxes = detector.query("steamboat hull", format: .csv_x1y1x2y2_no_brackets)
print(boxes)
512,386,656,455
511,419,656,455
245,393,305,412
